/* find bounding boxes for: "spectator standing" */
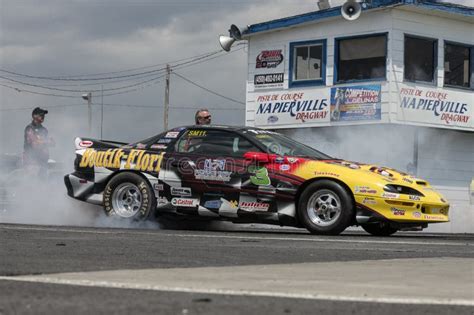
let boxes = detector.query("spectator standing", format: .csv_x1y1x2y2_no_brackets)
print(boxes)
23,107,54,177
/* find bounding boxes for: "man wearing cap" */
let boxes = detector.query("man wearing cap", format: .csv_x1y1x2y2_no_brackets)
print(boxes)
23,107,54,177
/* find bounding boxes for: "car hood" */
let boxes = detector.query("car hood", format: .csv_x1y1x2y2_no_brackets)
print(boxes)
288,158,445,201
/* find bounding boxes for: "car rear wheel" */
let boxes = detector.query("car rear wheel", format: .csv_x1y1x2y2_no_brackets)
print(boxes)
298,180,354,235
361,222,398,236
103,172,155,220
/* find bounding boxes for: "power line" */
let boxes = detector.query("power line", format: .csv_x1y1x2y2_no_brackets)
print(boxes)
0,50,222,82
0,83,79,98
173,71,245,105
0,45,247,99
0,73,166,93
0,102,245,112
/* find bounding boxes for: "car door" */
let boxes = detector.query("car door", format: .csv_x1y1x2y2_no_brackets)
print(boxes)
162,128,262,218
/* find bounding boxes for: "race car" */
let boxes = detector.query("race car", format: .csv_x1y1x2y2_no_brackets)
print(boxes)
64,125,449,236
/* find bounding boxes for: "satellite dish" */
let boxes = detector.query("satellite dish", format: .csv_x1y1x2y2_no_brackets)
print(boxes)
341,0,362,21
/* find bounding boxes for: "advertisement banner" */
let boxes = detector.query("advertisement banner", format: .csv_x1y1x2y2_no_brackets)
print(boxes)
254,89,330,126
330,85,382,122
254,46,285,90
397,85,472,129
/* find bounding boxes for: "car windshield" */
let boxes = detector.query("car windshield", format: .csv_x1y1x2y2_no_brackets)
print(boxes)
243,129,332,160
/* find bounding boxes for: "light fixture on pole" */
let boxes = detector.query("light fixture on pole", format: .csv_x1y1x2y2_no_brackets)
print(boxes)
82,92,92,136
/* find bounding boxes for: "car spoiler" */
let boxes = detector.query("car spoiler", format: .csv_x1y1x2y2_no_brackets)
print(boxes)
74,137,128,150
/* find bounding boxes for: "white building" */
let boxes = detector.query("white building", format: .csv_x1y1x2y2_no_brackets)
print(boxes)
233,0,474,232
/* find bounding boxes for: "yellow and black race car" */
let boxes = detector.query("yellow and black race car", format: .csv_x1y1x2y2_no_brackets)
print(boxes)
65,125,449,236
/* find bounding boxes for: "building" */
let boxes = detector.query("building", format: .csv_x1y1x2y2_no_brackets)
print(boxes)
233,0,474,232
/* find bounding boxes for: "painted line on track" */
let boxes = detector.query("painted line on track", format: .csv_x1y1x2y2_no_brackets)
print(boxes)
0,224,471,247
0,276,472,306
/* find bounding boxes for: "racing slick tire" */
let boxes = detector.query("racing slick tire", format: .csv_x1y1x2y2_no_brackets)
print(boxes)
298,180,354,235
361,222,398,236
103,172,156,221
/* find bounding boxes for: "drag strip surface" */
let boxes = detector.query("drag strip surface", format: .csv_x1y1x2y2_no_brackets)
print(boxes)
1,224,473,314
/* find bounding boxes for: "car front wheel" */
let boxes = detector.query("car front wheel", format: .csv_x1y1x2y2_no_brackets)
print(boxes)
298,180,354,235
103,172,155,220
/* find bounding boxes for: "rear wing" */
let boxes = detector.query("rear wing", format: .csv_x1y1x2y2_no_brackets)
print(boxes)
74,137,128,150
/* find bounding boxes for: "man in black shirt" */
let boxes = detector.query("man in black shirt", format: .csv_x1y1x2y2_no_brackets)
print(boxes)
24,107,54,177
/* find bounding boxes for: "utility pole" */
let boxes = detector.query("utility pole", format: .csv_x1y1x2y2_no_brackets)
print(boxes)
100,85,104,140
164,64,170,131
82,92,92,136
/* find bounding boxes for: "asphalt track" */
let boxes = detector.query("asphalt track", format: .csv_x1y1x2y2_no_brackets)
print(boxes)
0,223,473,314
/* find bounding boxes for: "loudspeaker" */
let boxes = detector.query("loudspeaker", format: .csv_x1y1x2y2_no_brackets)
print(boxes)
229,24,248,40
341,0,362,21
219,35,236,52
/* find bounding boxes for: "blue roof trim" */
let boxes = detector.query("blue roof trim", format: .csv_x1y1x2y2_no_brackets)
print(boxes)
244,0,473,36
247,6,343,35
417,1,474,16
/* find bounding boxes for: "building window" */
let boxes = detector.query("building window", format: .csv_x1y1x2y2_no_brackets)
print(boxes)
404,35,437,83
289,39,326,87
335,34,387,83
444,42,471,89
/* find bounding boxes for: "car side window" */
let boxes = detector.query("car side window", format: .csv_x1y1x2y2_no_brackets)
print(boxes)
176,130,259,157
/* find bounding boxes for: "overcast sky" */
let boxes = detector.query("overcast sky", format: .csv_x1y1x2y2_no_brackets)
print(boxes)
0,0,472,156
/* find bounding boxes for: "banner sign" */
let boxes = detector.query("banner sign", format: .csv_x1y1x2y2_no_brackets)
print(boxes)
397,86,472,128
330,85,382,122
254,90,330,126
254,46,285,90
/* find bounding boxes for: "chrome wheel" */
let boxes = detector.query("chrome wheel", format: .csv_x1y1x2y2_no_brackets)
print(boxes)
111,182,143,218
307,189,342,226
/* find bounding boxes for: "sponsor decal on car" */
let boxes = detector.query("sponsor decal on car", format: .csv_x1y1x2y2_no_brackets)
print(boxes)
79,149,165,172
158,138,172,144
188,130,207,137
153,183,164,191
390,207,405,216
150,144,167,150
423,214,446,220
157,197,169,206
248,166,271,186
275,156,285,164
204,200,222,209
355,186,377,194
279,164,290,171
362,197,377,205
287,157,298,164
165,131,180,138
136,143,146,149
403,177,414,184
229,200,239,209
412,211,421,218
195,159,232,181
79,140,93,148
171,198,198,207
409,195,421,201
382,192,400,199
314,171,340,177
171,187,192,196
239,201,270,212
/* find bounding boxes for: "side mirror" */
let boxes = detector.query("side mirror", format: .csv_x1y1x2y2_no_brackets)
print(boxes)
244,151,269,163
